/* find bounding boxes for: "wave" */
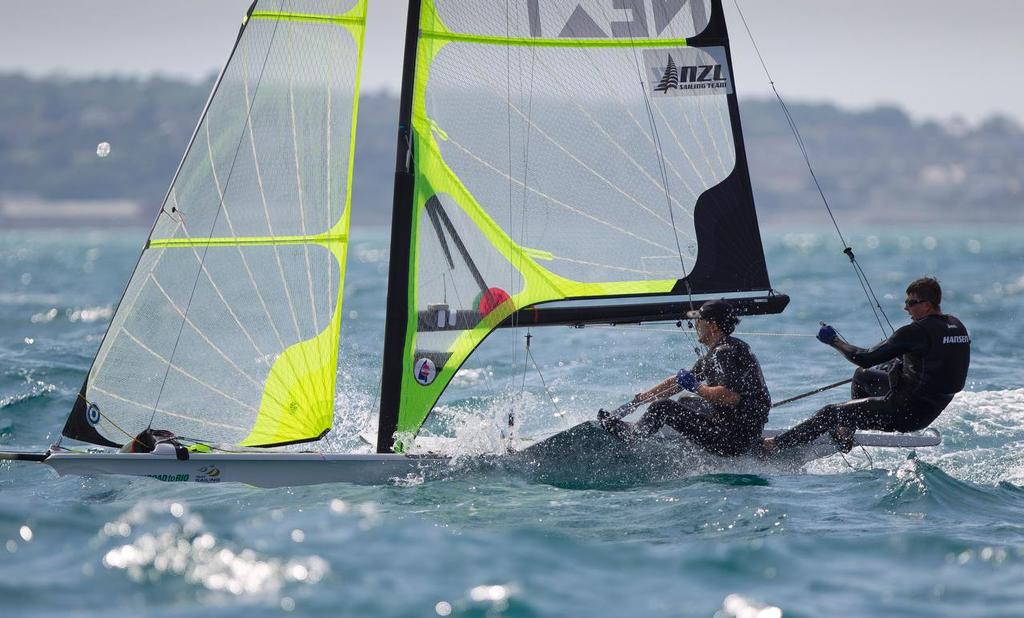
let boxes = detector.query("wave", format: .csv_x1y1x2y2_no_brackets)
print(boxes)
0,381,56,410
931,389,1024,486
98,500,330,601
802,389,1024,484
29,305,113,324
876,456,1024,524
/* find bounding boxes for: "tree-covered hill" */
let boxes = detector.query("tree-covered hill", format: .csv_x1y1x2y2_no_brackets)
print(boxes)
1,73,1021,226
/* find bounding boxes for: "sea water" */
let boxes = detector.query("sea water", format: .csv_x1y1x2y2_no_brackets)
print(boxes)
1,227,1022,617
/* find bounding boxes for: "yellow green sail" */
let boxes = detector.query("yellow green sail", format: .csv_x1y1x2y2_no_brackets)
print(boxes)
392,0,734,440
65,0,368,449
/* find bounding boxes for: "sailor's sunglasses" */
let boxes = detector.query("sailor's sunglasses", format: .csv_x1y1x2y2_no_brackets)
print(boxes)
904,298,927,307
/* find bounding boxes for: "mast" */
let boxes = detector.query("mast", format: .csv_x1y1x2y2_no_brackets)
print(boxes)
377,0,423,453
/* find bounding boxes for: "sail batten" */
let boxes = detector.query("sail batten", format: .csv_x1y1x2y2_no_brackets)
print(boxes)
249,11,366,27
63,0,368,449
148,233,347,249
420,31,689,48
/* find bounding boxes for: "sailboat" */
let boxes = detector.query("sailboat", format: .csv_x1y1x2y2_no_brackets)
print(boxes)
1,0,938,487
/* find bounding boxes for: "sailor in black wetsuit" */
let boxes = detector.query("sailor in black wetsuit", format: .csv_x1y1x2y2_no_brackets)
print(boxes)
601,300,771,456
764,277,970,454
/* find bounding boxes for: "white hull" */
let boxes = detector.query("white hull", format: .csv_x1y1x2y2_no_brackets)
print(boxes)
44,451,451,488
35,425,940,488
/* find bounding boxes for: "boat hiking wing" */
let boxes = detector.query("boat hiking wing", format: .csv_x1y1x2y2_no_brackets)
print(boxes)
62,0,368,449
378,0,778,451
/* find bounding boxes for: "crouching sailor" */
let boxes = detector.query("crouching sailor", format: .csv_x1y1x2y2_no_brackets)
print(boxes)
763,277,970,455
601,300,771,456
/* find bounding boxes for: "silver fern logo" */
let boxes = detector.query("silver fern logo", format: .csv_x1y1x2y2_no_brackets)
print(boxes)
646,47,732,97
654,54,680,92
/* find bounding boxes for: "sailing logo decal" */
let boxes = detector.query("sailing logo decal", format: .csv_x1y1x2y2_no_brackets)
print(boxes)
86,403,101,426
644,47,732,97
414,358,437,386
195,465,222,483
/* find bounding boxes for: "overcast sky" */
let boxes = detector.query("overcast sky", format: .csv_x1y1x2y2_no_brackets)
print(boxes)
2,0,1021,124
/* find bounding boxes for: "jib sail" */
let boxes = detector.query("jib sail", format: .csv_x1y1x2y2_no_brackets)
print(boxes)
378,0,775,451
63,0,368,448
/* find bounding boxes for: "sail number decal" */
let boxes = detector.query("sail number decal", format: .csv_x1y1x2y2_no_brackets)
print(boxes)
525,0,710,39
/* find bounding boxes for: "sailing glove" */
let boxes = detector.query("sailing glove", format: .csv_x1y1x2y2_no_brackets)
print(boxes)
676,368,700,392
817,324,838,345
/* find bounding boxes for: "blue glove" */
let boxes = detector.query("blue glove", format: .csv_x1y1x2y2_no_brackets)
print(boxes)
676,368,700,392
817,324,838,345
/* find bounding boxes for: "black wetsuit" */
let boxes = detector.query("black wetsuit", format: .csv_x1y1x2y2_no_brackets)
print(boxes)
610,336,771,456
774,314,971,450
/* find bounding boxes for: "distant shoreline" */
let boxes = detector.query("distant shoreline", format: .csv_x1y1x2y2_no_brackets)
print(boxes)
2,73,1021,229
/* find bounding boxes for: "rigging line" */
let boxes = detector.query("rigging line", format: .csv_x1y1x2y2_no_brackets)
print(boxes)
286,25,321,338
146,274,264,389
850,255,889,335
92,385,247,433
623,108,700,200
587,2,700,364
173,212,273,363
236,30,320,408
526,333,564,419
771,378,852,409
628,101,711,197
838,444,873,471
706,80,735,178
509,5,539,428
510,51,699,218
554,24,707,205
68,1,257,445
853,258,895,333
325,49,333,340
239,46,292,354
659,91,716,187
122,329,259,413
238,34,319,409
80,392,156,445
167,437,236,453
732,0,893,336
514,83,532,411
549,254,676,275
518,331,530,434
149,15,284,430
505,102,683,227
587,324,815,337
261,28,309,349
428,198,489,291
651,95,720,188
619,11,695,309
444,137,678,253
90,213,183,379
505,0,520,434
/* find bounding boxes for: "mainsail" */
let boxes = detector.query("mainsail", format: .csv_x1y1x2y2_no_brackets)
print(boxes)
62,0,368,448
379,0,776,451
